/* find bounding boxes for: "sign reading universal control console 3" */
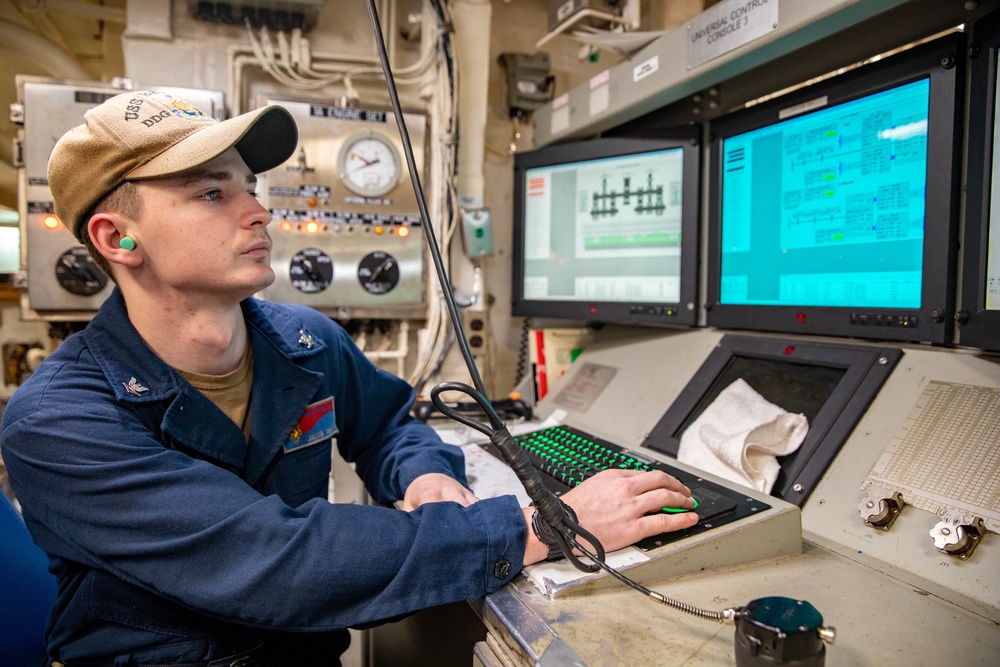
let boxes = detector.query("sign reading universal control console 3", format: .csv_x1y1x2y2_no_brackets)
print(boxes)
686,0,779,70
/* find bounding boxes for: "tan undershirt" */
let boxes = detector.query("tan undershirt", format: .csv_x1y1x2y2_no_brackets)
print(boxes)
176,344,254,441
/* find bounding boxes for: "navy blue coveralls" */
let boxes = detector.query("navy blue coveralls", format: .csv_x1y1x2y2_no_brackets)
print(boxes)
0,289,525,664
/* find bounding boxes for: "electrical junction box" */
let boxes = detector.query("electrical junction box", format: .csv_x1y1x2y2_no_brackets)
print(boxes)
497,52,555,118
547,0,622,32
185,0,324,31
461,208,494,258
13,77,224,320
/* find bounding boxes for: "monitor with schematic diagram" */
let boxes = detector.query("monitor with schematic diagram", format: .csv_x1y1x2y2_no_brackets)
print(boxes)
511,136,699,327
705,35,962,344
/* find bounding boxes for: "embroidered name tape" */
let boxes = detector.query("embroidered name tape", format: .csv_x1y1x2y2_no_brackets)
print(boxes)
285,397,337,453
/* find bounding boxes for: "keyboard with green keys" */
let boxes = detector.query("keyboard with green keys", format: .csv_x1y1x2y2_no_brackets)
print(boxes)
491,424,772,551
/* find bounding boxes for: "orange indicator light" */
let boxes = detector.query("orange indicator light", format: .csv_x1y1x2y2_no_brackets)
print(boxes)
374,226,384,235
43,215,60,229
280,220,293,233
305,220,320,234
397,226,410,238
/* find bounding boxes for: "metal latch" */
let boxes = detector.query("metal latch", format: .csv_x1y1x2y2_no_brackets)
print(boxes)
929,510,986,560
857,485,905,531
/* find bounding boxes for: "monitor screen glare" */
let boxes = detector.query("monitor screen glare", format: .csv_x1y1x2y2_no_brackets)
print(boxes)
719,78,930,311
521,147,685,304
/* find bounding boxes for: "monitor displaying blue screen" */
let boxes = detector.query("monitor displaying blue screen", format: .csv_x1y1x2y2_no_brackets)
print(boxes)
719,78,929,310
707,34,959,344
512,136,700,327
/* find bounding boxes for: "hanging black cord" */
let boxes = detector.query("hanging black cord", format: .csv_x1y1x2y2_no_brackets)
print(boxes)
360,1,763,630
363,0,488,411
363,0,604,573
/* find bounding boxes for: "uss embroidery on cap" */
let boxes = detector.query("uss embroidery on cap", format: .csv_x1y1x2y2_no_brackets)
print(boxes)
285,397,337,453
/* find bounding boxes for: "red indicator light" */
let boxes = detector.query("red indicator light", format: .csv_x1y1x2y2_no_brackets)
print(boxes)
796,312,807,324
589,304,598,315
784,346,795,355
397,226,410,237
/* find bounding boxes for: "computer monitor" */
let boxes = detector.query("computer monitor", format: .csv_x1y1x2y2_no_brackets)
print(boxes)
511,136,699,327
961,11,1000,352
705,35,961,344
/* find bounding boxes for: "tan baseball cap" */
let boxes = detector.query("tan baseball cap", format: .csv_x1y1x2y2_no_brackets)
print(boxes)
47,90,298,240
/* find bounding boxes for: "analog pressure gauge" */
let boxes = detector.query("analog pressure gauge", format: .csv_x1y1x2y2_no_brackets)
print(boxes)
337,130,402,197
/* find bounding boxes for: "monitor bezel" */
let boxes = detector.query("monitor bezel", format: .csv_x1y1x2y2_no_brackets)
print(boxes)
961,12,1000,351
641,334,901,506
705,35,962,344
511,136,700,327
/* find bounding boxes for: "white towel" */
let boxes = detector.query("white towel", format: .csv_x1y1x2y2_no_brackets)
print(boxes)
677,379,808,494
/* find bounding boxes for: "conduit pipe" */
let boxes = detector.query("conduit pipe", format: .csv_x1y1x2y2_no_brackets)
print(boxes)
37,0,127,23
361,320,410,378
0,19,89,80
449,0,491,207
226,44,377,116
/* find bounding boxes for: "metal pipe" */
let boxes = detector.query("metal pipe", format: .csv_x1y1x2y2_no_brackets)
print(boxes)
0,19,89,80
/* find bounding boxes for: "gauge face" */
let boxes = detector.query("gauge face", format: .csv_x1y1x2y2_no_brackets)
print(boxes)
289,247,333,293
357,251,400,295
337,130,402,197
54,247,108,296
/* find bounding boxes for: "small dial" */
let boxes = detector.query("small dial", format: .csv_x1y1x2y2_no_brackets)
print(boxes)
54,247,108,296
289,248,333,293
357,251,400,295
337,130,402,197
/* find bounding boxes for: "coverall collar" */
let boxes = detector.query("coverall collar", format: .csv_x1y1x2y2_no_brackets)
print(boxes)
82,288,326,477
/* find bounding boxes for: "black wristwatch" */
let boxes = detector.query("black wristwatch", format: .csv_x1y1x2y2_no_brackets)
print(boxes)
530,501,578,562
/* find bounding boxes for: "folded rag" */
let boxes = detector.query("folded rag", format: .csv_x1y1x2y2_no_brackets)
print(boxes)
677,378,808,494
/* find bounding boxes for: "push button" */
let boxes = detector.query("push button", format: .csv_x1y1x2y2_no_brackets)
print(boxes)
493,557,511,580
